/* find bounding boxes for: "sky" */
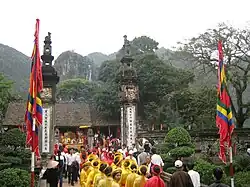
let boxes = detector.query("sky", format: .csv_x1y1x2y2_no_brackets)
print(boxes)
0,0,250,59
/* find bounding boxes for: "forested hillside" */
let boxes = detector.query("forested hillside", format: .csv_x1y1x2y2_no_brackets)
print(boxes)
1,23,250,128
0,44,30,95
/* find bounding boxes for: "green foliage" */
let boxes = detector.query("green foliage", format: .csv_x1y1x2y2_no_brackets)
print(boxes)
224,171,250,187
156,143,173,155
224,154,250,175
194,159,216,185
169,146,195,157
0,128,30,170
0,163,11,170
0,155,22,165
0,168,30,187
131,36,159,53
1,128,26,148
98,60,120,83
180,23,250,128
166,167,176,174
93,83,120,120
57,78,101,103
0,73,12,123
168,87,217,128
165,127,191,146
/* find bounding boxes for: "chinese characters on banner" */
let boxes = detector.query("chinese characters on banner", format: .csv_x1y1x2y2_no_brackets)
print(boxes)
42,107,51,153
127,105,135,147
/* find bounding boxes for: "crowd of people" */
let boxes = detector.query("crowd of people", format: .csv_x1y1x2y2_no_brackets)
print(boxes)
40,142,229,187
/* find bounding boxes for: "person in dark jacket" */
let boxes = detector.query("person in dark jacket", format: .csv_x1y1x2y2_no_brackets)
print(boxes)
43,160,59,187
209,167,229,187
169,160,194,187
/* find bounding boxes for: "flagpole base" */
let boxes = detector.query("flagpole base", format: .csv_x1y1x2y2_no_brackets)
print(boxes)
231,177,234,187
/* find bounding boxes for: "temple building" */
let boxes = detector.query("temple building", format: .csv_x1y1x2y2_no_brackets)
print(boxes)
3,101,120,148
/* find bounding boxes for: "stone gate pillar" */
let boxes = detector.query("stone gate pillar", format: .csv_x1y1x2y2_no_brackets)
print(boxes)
118,35,139,149
40,32,59,172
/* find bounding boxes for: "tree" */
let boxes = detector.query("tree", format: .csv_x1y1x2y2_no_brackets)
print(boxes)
0,129,31,170
96,52,194,124
165,127,192,146
131,36,159,53
167,87,217,129
179,23,250,128
56,78,100,103
0,73,12,124
93,83,120,120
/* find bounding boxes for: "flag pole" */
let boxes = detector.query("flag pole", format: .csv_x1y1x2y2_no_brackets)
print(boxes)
30,118,36,187
229,139,234,187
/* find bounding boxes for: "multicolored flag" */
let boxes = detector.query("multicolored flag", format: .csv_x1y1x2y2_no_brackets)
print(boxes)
24,19,43,157
216,41,235,163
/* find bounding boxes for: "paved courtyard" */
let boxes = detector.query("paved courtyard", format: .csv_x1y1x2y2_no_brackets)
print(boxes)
63,180,81,187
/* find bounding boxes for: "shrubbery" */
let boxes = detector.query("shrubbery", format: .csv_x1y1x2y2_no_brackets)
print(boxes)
169,146,195,157
194,158,216,185
164,127,192,146
0,128,31,170
0,168,30,187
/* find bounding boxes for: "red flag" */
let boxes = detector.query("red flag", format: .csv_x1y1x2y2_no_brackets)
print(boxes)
24,19,43,157
216,41,235,163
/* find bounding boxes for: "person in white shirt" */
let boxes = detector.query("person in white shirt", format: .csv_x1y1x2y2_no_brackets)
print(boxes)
66,148,77,186
122,144,127,158
132,143,138,153
125,150,137,163
150,147,164,167
187,162,200,187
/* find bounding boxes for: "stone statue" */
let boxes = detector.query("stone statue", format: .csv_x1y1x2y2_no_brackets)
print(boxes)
43,32,52,55
123,35,131,56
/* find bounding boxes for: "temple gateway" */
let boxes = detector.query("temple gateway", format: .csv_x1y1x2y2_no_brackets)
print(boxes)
3,101,120,149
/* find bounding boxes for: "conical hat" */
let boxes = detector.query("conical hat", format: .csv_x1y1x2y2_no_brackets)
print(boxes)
88,153,98,161
47,160,59,169
114,154,123,166
138,165,148,175
82,162,92,168
111,168,122,178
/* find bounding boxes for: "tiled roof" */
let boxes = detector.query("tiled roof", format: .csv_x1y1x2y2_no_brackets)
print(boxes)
3,102,118,127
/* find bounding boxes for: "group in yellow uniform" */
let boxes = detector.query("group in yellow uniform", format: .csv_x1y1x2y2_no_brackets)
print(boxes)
80,152,149,187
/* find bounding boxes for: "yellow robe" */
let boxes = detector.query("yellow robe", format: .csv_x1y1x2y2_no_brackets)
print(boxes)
93,172,106,187
133,176,147,187
80,169,88,187
87,167,93,175
120,169,131,187
86,168,100,187
97,177,113,187
112,181,120,187
125,173,138,187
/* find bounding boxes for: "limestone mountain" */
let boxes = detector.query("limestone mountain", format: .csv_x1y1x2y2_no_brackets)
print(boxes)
87,52,113,67
155,47,217,88
54,51,97,81
0,43,30,94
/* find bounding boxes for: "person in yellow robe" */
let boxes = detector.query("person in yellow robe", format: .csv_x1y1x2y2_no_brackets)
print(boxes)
86,159,100,187
88,153,98,162
120,160,132,187
80,162,92,187
125,163,138,187
97,166,114,187
93,162,108,187
133,165,148,187
111,168,122,187
112,154,123,170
